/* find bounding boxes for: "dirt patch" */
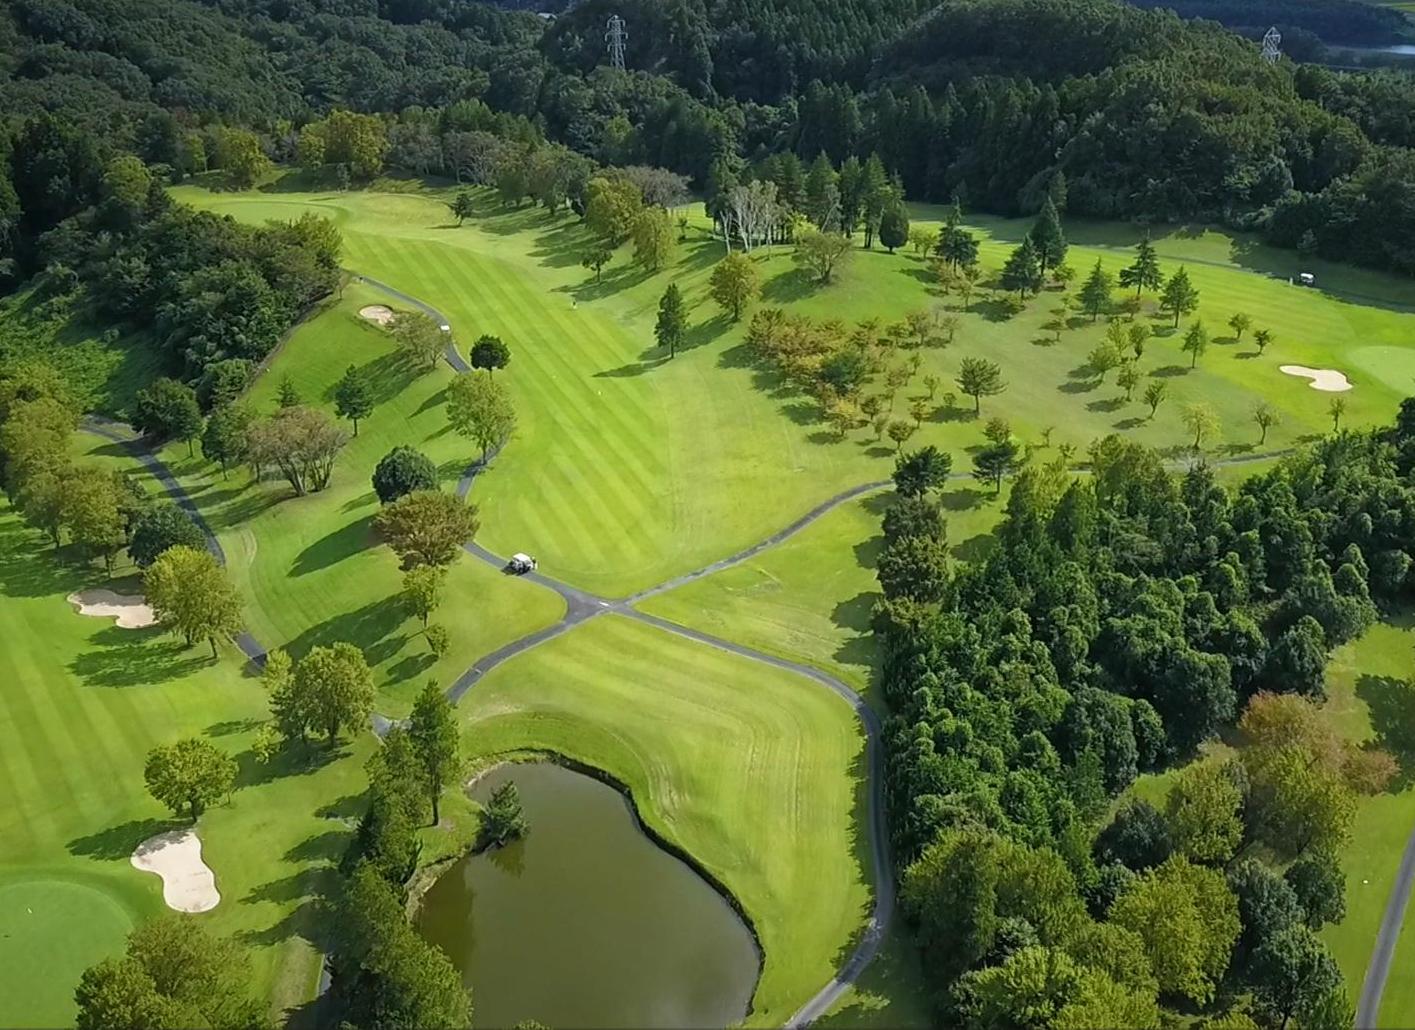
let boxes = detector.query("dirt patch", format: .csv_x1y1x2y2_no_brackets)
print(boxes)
1280,365,1353,392
67,589,156,629
130,829,220,913
359,304,395,326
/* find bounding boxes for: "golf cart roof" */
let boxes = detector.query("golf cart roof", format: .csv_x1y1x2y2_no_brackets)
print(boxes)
511,552,533,564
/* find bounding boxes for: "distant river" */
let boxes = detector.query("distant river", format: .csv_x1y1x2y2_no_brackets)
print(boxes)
416,761,760,1029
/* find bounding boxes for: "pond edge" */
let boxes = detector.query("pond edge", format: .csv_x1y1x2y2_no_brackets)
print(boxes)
406,748,767,1022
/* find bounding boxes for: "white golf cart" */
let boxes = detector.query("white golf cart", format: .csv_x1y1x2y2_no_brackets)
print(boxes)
1297,272,1316,288
508,552,537,574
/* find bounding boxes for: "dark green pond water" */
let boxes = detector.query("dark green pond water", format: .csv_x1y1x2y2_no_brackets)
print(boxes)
416,762,760,1029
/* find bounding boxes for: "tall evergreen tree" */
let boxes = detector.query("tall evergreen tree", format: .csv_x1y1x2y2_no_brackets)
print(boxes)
860,153,889,248
1119,235,1164,297
1028,196,1067,275
1000,237,1043,296
838,156,863,237
1161,266,1201,327
1079,258,1115,321
655,283,687,359
804,153,840,230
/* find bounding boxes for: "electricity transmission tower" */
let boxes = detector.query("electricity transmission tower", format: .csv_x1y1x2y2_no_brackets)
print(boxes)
606,15,628,71
1260,26,1282,64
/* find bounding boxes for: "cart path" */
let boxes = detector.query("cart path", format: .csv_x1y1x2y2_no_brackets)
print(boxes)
80,275,1316,1027
1358,829,1415,1027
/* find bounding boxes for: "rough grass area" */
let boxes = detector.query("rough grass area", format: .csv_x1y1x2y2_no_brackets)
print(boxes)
0,290,165,418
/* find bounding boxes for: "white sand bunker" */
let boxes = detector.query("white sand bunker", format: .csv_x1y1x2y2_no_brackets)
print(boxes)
67,589,156,629
131,829,220,913
1280,365,1353,392
359,304,395,326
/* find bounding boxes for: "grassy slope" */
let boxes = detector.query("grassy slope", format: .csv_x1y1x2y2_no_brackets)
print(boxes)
172,183,1415,600
158,283,565,716
460,613,870,1028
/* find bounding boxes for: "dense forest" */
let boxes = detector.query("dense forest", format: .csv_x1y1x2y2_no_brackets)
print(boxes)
5,0,1415,282
1124,0,1407,47
876,416,1415,1025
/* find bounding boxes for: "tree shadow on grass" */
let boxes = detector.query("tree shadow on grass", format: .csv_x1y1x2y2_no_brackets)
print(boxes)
1087,397,1124,413
414,384,449,416
68,817,183,861
387,651,436,684
0,534,75,598
683,312,732,352
939,487,987,511
953,531,998,563
1114,417,1147,430
1357,673,1415,789
279,595,409,668
595,356,670,378
761,268,817,304
290,515,374,577
1152,364,1189,378
206,717,264,738
346,352,419,407
70,633,214,688
1058,380,1097,395
234,740,342,790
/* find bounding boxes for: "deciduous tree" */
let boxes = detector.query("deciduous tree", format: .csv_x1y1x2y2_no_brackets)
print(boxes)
293,642,375,745
144,545,241,657
144,738,237,821
374,490,479,569
446,370,515,462
402,565,444,628
793,227,853,283
372,445,437,504
708,251,760,321
130,502,205,568
388,311,447,373
469,335,511,376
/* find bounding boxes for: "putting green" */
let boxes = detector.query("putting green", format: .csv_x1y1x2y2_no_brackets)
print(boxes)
1349,346,1415,395
0,873,141,1027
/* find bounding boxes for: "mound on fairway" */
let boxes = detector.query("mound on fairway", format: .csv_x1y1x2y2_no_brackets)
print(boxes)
0,875,138,1027
131,829,220,913
67,588,156,629
462,613,871,1027
1280,365,1353,392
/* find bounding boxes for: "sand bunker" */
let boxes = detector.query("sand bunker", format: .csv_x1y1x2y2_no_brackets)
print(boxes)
131,829,220,913
67,589,156,629
1280,365,1353,392
359,304,395,326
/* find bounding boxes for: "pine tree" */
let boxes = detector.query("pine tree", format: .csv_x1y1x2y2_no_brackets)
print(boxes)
655,283,686,359
1161,266,1200,327
804,153,839,230
1078,259,1114,321
860,154,889,248
837,156,863,237
1028,196,1067,275
333,365,374,436
1119,234,1164,297
1000,237,1043,297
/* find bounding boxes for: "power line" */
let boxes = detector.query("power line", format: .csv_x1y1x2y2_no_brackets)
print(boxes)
605,14,628,71
1261,26,1282,64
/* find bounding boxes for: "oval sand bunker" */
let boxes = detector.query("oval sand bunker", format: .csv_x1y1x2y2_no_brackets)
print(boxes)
1280,365,1353,392
358,304,395,326
131,829,220,913
67,589,156,629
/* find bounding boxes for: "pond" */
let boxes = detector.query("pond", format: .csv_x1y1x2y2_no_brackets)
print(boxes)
416,761,760,1029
